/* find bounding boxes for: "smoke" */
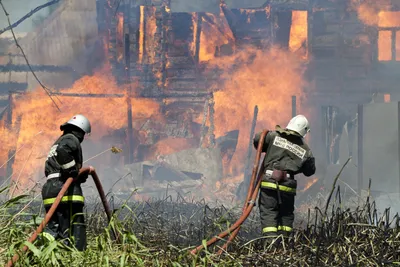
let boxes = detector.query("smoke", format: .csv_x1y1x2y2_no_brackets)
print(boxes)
170,0,219,13
0,0,56,34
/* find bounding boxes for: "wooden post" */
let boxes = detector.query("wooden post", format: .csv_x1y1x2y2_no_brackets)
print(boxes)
392,30,396,61
125,30,134,165
199,99,209,148
292,95,296,117
161,4,170,87
208,93,215,148
124,5,134,164
398,101,400,194
307,3,313,58
357,104,363,198
238,105,258,200
5,93,22,184
194,13,202,64
5,92,14,180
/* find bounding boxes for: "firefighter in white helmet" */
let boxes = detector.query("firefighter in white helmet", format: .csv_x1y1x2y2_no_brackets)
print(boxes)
41,114,91,251
253,115,316,246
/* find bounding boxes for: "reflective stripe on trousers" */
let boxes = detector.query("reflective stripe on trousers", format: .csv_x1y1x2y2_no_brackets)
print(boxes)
263,225,292,233
43,195,84,206
261,181,296,193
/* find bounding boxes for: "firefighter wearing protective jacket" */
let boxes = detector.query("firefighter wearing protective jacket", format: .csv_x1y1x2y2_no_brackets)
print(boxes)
41,114,91,251
253,115,316,242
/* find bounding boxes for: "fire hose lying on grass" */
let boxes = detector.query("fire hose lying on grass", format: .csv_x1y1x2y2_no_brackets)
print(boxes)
190,130,269,256
6,166,116,267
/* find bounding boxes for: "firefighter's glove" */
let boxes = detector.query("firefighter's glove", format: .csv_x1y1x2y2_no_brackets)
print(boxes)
271,170,287,182
77,172,89,184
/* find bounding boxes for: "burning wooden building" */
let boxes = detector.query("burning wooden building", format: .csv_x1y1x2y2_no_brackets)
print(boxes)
1,0,400,198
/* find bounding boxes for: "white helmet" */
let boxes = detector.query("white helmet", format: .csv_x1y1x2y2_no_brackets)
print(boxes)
286,115,310,137
60,114,91,134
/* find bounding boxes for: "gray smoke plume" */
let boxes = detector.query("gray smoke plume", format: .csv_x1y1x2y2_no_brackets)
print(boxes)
0,0,57,33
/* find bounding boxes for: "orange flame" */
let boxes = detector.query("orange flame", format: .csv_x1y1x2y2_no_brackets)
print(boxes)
3,67,160,189
378,30,392,60
3,8,312,197
204,46,308,177
289,11,308,58
301,176,318,192
377,12,400,61
139,6,145,63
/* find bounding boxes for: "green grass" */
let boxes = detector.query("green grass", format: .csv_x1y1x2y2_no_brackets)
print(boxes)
1,182,400,267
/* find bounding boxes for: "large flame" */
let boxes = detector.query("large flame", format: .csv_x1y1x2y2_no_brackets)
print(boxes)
3,6,312,198
289,11,308,58
204,46,308,176
3,67,160,190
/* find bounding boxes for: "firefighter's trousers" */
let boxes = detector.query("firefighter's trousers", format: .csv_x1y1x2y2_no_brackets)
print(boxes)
42,177,86,251
43,203,86,251
259,187,295,238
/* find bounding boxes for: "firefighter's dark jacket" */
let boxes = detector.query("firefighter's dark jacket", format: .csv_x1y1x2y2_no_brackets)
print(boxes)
42,130,84,207
254,126,316,194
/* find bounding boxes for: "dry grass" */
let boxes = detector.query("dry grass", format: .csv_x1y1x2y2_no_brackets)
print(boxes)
0,175,399,266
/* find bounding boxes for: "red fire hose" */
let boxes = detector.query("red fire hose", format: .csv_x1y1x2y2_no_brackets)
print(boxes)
190,130,269,255
6,166,116,267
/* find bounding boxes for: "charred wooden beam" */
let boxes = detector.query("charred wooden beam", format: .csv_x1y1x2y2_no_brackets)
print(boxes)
220,3,238,39
398,101,400,194
194,13,202,64
49,92,124,98
202,13,235,43
161,5,170,86
0,64,74,73
392,30,396,61
199,99,209,147
5,92,22,182
0,82,27,91
292,95,297,117
208,93,215,147
6,116,21,180
125,27,135,165
7,92,12,128
0,105,8,121
238,105,258,200
357,104,363,200
379,27,400,31
307,4,313,57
